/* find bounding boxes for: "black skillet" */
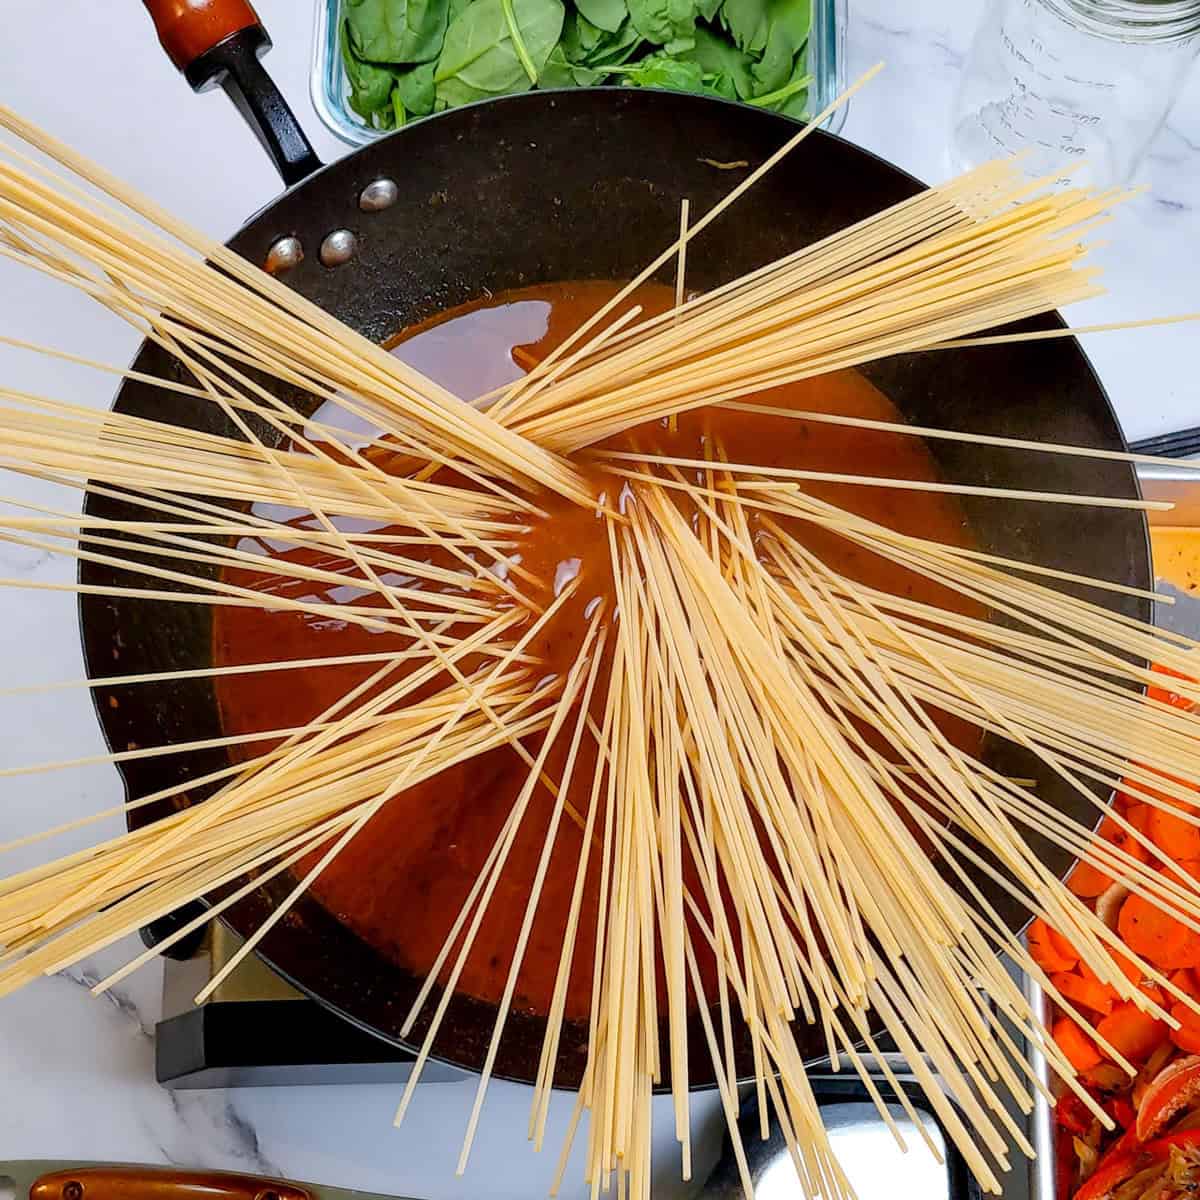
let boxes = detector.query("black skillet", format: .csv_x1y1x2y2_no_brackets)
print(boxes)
77,0,1152,1089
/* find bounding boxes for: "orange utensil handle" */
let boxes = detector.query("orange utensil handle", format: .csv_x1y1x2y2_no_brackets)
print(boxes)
30,1167,310,1200
142,0,264,72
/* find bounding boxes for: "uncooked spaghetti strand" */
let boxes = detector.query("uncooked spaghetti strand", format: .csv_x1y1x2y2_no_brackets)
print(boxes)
392,623,601,1128
518,183,1123,441
458,616,608,1173
0,497,517,594
39,607,518,921
530,624,623,1147
0,125,591,504
589,449,1170,512
487,62,884,419
720,399,1200,477
112,289,546,604
511,186,1107,429
0,523,496,619
141,311,569,808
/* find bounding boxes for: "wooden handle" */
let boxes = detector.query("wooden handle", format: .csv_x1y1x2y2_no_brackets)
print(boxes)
29,1167,310,1200
141,0,263,71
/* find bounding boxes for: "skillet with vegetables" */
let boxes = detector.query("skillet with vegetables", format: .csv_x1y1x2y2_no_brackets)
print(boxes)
340,0,815,126
1036,665,1200,1199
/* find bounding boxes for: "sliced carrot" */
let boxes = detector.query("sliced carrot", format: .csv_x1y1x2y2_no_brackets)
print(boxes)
1148,663,1199,712
1139,982,1167,1008
1118,892,1200,969
1080,951,1145,989
1170,968,1200,1004
1028,917,1078,974
1144,779,1200,860
1047,925,1080,966
1115,952,1147,986
1098,807,1153,864
1173,860,1200,888
1172,1023,1200,1055
1053,1016,1102,1072
1130,802,1155,839
1167,971,1200,1048
1148,805,1200,860
1095,1001,1169,1064
1118,894,1197,968
1172,1001,1200,1034
1068,859,1114,898
1050,970,1116,1016
1117,893,1170,961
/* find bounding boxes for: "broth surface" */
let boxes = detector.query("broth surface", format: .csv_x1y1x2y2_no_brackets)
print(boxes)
212,280,982,1020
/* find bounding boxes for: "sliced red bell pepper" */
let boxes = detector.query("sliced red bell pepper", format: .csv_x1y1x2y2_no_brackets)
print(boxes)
1136,1054,1200,1141
1104,1094,1136,1130
1074,1127,1200,1200
1142,1126,1200,1157
1070,1122,1200,1200
1072,1126,1144,1200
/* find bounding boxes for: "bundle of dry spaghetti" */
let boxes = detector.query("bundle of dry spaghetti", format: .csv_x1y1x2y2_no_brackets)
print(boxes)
4,78,1200,1200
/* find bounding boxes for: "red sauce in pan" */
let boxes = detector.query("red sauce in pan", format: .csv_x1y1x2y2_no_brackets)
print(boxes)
211,280,982,1020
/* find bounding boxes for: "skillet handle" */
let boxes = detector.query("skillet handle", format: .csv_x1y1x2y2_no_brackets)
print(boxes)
141,1,323,187
1129,426,1200,460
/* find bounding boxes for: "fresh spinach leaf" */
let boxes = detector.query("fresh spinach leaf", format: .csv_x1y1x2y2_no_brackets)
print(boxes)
678,25,754,98
435,0,564,106
576,0,628,33
341,22,397,120
751,25,792,91
562,9,607,59
778,82,809,117
627,0,696,49
748,0,810,93
393,59,437,115
560,14,641,66
748,66,811,109
539,42,574,85
539,43,607,85
718,0,769,55
584,17,643,65
345,0,450,64
610,51,704,91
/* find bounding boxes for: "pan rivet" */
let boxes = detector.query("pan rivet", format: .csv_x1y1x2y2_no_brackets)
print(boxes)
62,1184,83,1200
359,178,399,212
320,229,358,267
264,236,303,275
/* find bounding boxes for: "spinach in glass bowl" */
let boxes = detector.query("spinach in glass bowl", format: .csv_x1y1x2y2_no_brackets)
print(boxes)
313,0,846,137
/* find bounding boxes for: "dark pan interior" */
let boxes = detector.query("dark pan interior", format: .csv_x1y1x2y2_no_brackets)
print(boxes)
78,88,1151,1089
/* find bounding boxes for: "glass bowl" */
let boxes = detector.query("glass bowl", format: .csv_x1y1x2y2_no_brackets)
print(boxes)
310,0,848,146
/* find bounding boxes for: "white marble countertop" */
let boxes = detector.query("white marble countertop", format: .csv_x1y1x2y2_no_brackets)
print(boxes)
0,2,1197,1198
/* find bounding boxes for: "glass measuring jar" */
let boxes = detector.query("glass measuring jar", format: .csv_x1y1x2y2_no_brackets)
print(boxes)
951,0,1200,186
